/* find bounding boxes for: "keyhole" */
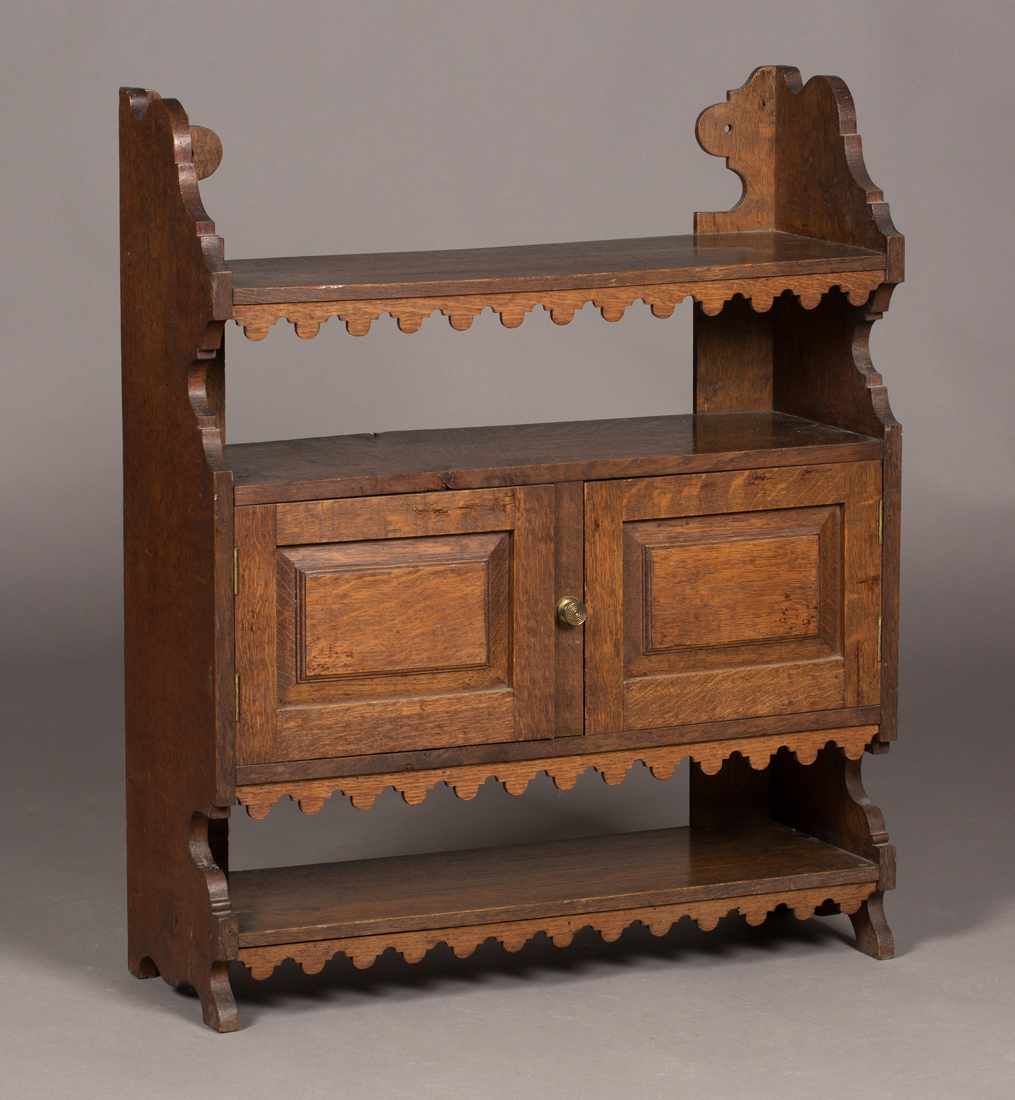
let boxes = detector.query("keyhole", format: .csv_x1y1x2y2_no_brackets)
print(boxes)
724,123,732,133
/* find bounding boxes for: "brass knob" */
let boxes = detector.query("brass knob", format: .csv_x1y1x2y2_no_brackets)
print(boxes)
556,596,587,626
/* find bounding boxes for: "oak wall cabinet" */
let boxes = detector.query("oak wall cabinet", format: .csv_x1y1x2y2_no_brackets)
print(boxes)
121,66,903,1031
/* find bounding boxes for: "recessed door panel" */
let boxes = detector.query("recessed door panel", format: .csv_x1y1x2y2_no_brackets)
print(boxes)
280,534,506,686
623,506,841,677
586,462,881,736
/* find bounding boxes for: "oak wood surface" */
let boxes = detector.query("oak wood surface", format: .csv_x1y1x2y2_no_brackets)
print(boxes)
623,659,844,729
229,822,876,946
769,745,895,957
287,534,501,680
229,231,883,305
234,705,881,785
238,881,878,978
693,297,774,414
623,507,835,657
618,462,850,521
275,486,517,544
694,66,903,282
232,270,885,341
236,486,558,763
227,412,883,506
237,725,877,818
582,463,880,736
124,68,903,1028
276,689,517,759
771,289,901,739
584,481,625,736
553,482,585,738
235,505,277,765
275,535,510,706
120,88,237,1031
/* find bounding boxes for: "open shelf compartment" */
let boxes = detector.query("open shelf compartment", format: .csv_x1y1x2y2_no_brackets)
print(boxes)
229,822,878,975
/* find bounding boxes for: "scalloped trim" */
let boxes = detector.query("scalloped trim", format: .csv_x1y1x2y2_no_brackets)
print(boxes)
236,724,876,818
231,271,883,340
237,882,877,979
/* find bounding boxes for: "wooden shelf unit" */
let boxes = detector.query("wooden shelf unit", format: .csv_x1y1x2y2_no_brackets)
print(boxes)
120,65,903,1031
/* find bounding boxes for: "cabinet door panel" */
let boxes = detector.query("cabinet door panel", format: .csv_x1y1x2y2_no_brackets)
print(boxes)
236,485,556,764
586,462,881,736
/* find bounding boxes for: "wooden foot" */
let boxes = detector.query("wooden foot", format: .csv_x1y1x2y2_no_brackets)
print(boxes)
129,954,160,979
191,963,239,1032
848,891,894,959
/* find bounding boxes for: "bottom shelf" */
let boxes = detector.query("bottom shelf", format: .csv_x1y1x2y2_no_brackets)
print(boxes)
230,822,877,978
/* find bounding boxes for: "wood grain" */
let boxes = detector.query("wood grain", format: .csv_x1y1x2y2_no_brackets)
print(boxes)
120,87,237,1031
276,535,510,707
235,725,876,817
694,66,903,283
235,505,277,764
633,515,823,650
291,535,499,679
584,481,625,736
276,689,517,760
275,486,517,545
554,482,585,738
693,296,774,414
189,126,223,181
844,461,883,706
229,821,877,945
772,287,900,740
235,706,882,785
623,658,844,730
238,882,877,978
239,486,556,761
623,506,841,676
227,411,883,507
229,231,883,304
510,485,556,740
231,270,884,341
770,744,896,957
620,463,848,521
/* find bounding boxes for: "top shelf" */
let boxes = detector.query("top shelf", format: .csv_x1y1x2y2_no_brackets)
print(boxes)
229,232,884,305
207,65,903,340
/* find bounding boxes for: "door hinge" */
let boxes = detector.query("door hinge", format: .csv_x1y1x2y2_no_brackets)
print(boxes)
234,673,240,721
878,501,883,545
233,547,239,595
877,616,882,662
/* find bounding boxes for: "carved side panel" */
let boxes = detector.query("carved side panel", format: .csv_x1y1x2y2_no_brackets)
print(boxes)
121,88,237,1030
694,64,903,281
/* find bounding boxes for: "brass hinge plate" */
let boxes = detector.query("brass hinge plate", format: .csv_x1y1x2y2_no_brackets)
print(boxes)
233,547,239,595
877,616,883,663
878,501,883,545
234,673,240,722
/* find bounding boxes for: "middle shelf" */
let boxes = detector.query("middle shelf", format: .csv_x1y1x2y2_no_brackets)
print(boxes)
226,410,882,505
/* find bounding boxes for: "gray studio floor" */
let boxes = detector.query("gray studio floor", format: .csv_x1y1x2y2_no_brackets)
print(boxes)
1,649,1012,1099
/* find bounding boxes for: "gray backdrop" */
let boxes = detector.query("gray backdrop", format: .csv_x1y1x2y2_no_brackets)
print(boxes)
1,2,1012,1096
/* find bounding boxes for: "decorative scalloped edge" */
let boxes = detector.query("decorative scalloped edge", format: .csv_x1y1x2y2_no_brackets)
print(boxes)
231,270,883,341
237,725,876,819
237,882,877,979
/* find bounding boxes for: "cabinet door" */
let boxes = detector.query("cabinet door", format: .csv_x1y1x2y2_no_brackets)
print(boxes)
235,485,556,764
584,462,881,736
